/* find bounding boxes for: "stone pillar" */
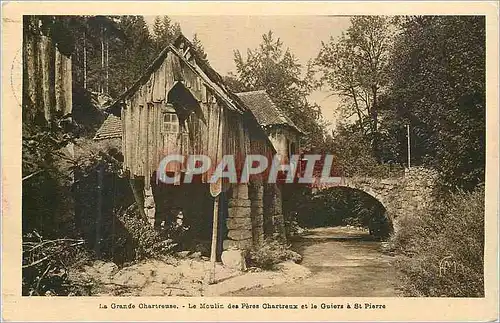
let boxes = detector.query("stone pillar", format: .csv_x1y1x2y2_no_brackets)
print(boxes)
263,184,275,237
270,184,286,241
144,187,156,227
249,183,264,247
223,183,253,251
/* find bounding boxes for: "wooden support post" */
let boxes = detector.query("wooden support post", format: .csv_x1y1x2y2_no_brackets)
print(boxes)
129,178,147,219
209,195,219,283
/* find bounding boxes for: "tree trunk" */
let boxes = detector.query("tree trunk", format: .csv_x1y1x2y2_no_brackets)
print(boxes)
39,35,55,121
105,35,109,94
83,31,87,89
371,86,380,162
100,27,104,94
129,178,147,219
55,50,73,118
23,16,43,124
350,86,364,134
95,165,104,257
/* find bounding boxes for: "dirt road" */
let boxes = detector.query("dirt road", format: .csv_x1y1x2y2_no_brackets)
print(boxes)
227,227,400,297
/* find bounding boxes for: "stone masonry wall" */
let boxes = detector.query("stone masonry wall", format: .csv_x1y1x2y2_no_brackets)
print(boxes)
401,167,439,214
262,183,286,241
340,167,438,231
249,184,265,247
224,184,253,250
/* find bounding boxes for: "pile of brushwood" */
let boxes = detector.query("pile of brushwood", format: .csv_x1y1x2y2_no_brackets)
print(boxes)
22,231,93,296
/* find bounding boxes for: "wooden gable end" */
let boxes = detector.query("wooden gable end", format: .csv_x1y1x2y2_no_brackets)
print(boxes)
121,49,273,189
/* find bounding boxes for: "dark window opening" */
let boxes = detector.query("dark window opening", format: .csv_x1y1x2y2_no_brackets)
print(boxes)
163,112,179,134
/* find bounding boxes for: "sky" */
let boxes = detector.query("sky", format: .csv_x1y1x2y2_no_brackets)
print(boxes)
145,16,352,131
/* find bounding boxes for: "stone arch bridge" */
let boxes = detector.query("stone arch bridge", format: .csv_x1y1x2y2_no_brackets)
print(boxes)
314,167,438,229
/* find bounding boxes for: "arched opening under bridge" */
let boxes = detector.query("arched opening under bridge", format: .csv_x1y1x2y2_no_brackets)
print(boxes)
296,186,393,240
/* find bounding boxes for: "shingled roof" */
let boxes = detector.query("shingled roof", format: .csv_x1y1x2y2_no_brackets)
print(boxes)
235,90,303,134
97,34,301,142
95,90,304,141
93,114,122,140
105,34,248,116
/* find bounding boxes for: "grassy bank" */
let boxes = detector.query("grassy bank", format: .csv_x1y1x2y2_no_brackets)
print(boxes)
391,186,484,297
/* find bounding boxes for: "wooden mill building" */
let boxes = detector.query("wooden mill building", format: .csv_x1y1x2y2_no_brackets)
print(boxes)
105,34,289,258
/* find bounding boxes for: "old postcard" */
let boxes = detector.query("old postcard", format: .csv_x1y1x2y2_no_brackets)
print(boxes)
1,1,499,322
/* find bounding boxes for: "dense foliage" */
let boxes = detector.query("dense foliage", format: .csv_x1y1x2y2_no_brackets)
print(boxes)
330,123,404,177
22,114,80,236
391,186,484,297
317,16,485,191
228,31,328,152
385,16,485,190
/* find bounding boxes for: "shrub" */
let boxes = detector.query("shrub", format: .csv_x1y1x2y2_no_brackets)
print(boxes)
247,239,302,270
391,185,484,297
285,218,306,237
22,117,79,238
114,204,178,261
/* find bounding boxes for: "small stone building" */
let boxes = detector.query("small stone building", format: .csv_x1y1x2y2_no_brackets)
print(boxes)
100,34,294,260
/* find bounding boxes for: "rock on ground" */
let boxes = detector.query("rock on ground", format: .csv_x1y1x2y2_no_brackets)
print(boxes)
74,258,310,296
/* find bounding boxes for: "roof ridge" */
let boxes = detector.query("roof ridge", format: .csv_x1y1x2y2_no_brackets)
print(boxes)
234,90,304,134
107,33,246,114
235,89,267,95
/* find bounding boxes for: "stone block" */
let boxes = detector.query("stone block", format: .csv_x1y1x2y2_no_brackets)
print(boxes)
252,215,264,227
228,206,251,218
226,217,252,230
221,250,247,271
251,200,264,208
227,229,252,240
248,185,264,200
144,197,155,208
146,208,156,227
223,238,253,250
232,184,249,200
228,199,251,208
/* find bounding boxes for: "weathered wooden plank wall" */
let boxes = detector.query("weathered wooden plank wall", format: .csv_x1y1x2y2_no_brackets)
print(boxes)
122,50,273,189
23,26,73,124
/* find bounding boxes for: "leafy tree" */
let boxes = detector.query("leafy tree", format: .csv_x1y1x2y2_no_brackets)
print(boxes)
317,16,394,161
386,16,485,190
223,74,247,93
231,31,327,152
330,123,379,176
